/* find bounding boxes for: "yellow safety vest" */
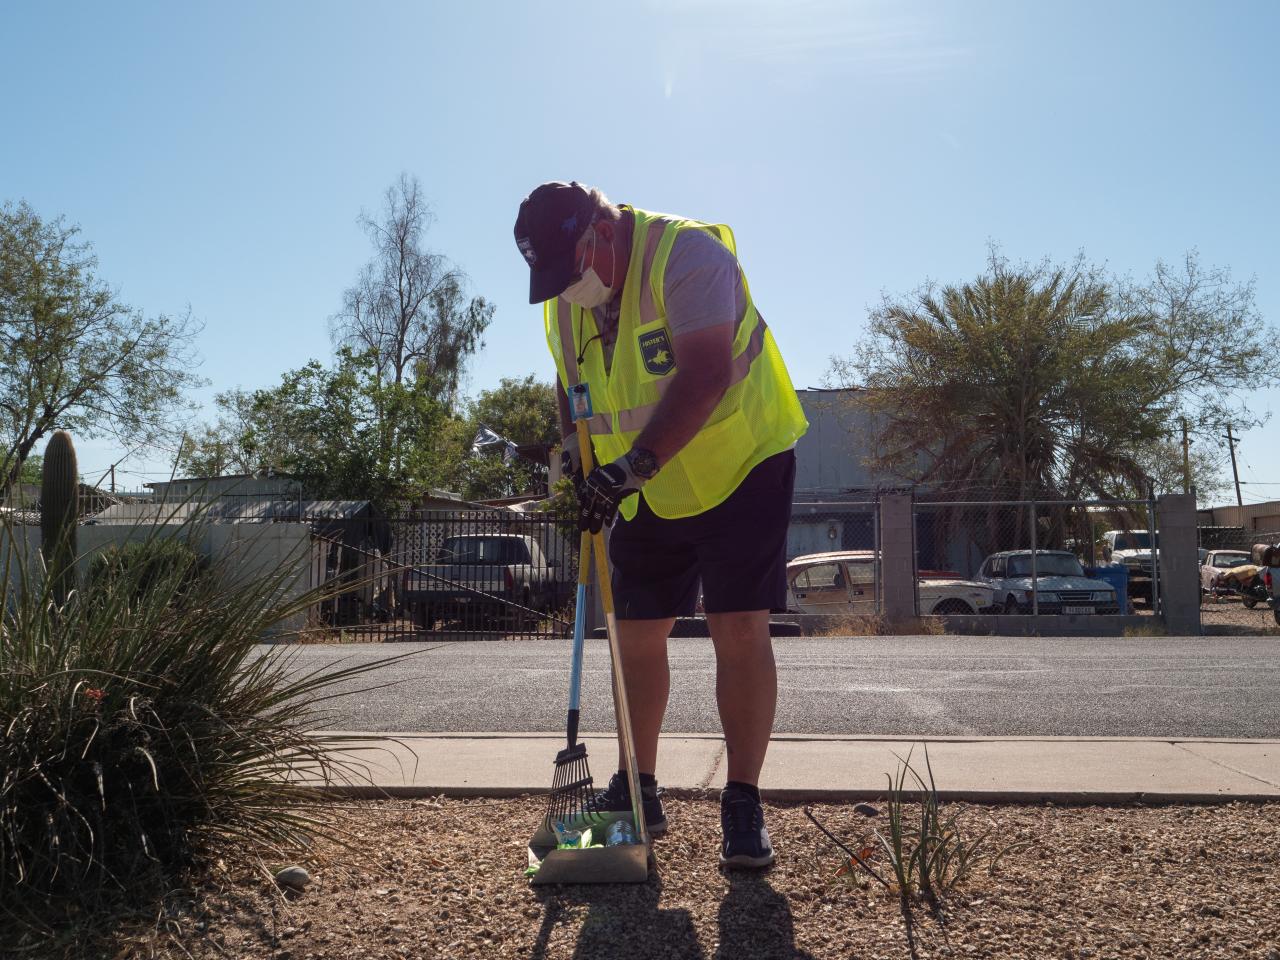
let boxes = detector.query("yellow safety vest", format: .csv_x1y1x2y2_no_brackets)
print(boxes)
545,206,808,521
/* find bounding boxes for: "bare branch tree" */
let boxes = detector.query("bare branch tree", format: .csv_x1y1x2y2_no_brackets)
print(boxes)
329,174,492,409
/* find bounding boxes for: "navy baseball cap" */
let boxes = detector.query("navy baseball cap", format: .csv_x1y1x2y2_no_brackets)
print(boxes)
514,181,595,303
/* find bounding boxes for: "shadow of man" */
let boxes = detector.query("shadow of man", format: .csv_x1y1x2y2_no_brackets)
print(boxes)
716,871,816,960
530,876,705,960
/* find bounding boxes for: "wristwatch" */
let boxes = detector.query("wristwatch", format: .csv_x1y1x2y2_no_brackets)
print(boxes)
626,446,660,480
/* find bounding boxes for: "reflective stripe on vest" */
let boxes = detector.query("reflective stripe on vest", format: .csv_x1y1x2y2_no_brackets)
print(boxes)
553,268,768,436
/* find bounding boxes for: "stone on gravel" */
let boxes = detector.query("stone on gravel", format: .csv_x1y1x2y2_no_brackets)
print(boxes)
274,865,311,890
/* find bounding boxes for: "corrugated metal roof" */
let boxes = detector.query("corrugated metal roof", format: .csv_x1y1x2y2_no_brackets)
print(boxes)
88,498,374,524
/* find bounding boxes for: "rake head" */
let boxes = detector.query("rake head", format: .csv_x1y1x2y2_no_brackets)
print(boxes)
544,741,596,830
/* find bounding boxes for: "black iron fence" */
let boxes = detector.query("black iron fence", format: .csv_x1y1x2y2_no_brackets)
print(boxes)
296,508,578,642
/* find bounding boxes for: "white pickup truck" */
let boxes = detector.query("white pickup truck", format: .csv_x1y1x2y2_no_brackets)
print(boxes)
1101,529,1156,604
401,533,563,629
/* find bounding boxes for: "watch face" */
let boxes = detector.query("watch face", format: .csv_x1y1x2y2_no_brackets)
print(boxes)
629,448,659,479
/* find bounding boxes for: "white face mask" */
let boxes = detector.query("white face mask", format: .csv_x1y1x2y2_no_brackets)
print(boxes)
561,227,613,308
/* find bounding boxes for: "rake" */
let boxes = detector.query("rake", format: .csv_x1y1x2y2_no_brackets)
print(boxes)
543,523,596,831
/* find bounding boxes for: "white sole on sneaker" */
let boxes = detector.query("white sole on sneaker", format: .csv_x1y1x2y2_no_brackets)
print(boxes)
719,850,775,869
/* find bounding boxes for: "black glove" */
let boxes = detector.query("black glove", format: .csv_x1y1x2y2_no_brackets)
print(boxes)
579,455,647,534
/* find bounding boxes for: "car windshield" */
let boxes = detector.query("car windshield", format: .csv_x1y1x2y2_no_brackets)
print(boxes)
438,537,530,564
1215,554,1251,568
1113,532,1153,550
1006,554,1084,577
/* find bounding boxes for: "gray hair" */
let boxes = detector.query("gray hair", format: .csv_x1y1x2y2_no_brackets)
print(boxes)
586,186,622,223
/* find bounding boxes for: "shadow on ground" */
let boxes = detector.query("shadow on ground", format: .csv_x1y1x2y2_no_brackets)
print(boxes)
528,870,814,960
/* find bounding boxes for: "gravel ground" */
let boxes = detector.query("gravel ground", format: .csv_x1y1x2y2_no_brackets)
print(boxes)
1200,597,1280,633
120,797,1280,960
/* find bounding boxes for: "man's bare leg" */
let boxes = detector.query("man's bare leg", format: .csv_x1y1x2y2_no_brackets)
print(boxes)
613,617,675,774
706,609,776,785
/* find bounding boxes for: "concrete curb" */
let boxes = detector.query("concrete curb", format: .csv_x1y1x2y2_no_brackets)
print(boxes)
297,732,1280,806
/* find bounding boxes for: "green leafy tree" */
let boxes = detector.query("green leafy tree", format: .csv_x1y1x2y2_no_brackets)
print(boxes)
827,249,1273,502
0,201,202,494
180,349,448,507
448,376,560,500
17,454,41,486
175,390,269,478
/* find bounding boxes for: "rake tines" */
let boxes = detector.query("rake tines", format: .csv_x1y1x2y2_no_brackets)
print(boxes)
545,741,595,831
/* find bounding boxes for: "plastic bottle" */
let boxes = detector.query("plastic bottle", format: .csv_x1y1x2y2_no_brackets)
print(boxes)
605,820,637,846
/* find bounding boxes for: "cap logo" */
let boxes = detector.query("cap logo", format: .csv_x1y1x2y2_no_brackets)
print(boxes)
560,214,579,236
517,236,537,267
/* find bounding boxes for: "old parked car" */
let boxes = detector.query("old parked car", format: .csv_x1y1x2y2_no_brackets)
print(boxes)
1199,549,1255,602
976,550,1121,615
401,533,563,629
785,551,997,616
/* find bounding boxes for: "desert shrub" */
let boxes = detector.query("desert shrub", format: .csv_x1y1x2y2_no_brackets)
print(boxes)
0,516,403,956
86,535,206,608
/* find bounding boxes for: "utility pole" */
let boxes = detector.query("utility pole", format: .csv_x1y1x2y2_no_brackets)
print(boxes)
1180,418,1191,495
1223,424,1243,508
110,464,116,494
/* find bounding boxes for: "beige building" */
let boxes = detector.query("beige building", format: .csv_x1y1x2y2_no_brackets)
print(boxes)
1196,500,1280,535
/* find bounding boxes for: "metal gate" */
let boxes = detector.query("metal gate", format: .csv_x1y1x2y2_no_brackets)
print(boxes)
302,508,578,641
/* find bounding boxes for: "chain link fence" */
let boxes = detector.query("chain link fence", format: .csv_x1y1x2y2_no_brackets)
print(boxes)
784,500,880,619
912,495,1160,618
1197,526,1280,631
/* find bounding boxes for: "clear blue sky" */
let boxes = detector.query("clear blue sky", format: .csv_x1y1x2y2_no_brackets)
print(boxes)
4,0,1277,507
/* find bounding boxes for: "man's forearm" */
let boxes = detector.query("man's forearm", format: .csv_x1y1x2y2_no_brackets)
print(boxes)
633,366,729,467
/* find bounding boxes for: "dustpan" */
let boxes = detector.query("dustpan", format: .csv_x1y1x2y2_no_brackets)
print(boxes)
527,810,651,884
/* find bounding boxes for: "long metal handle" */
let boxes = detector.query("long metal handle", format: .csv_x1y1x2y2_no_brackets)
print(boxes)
565,529,591,747
576,418,650,849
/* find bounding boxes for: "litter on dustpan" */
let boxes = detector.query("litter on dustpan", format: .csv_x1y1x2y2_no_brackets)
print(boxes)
552,819,640,849
525,818,644,878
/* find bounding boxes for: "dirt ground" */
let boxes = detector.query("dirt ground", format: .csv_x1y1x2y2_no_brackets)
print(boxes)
114,796,1280,960
1199,596,1280,634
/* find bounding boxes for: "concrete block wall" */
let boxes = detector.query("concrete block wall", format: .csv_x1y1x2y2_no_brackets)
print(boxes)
879,493,917,622
1,521,314,636
205,524,314,635
1157,493,1201,636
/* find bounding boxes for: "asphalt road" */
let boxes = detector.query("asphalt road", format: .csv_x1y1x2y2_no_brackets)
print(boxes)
271,635,1280,739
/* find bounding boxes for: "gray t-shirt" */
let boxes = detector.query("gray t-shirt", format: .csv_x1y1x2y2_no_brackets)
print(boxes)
592,227,745,372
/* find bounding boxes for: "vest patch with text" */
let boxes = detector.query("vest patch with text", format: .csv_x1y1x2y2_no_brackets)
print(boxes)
639,329,675,376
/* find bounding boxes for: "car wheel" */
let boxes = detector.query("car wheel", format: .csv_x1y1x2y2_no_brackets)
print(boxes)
1243,597,1258,609
1003,595,1020,614
932,599,974,616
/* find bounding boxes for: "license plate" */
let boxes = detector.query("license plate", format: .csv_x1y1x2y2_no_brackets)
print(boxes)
1062,605,1095,615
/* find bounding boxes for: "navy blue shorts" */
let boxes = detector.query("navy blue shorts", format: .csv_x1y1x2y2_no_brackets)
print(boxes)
608,451,796,619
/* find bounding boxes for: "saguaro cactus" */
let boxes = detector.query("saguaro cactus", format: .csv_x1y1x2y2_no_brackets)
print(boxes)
40,430,79,604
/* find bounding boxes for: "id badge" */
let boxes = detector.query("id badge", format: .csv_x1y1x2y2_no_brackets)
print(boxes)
569,382,593,423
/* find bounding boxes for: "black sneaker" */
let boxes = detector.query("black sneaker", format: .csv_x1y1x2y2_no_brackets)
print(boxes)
719,785,774,868
582,771,667,837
